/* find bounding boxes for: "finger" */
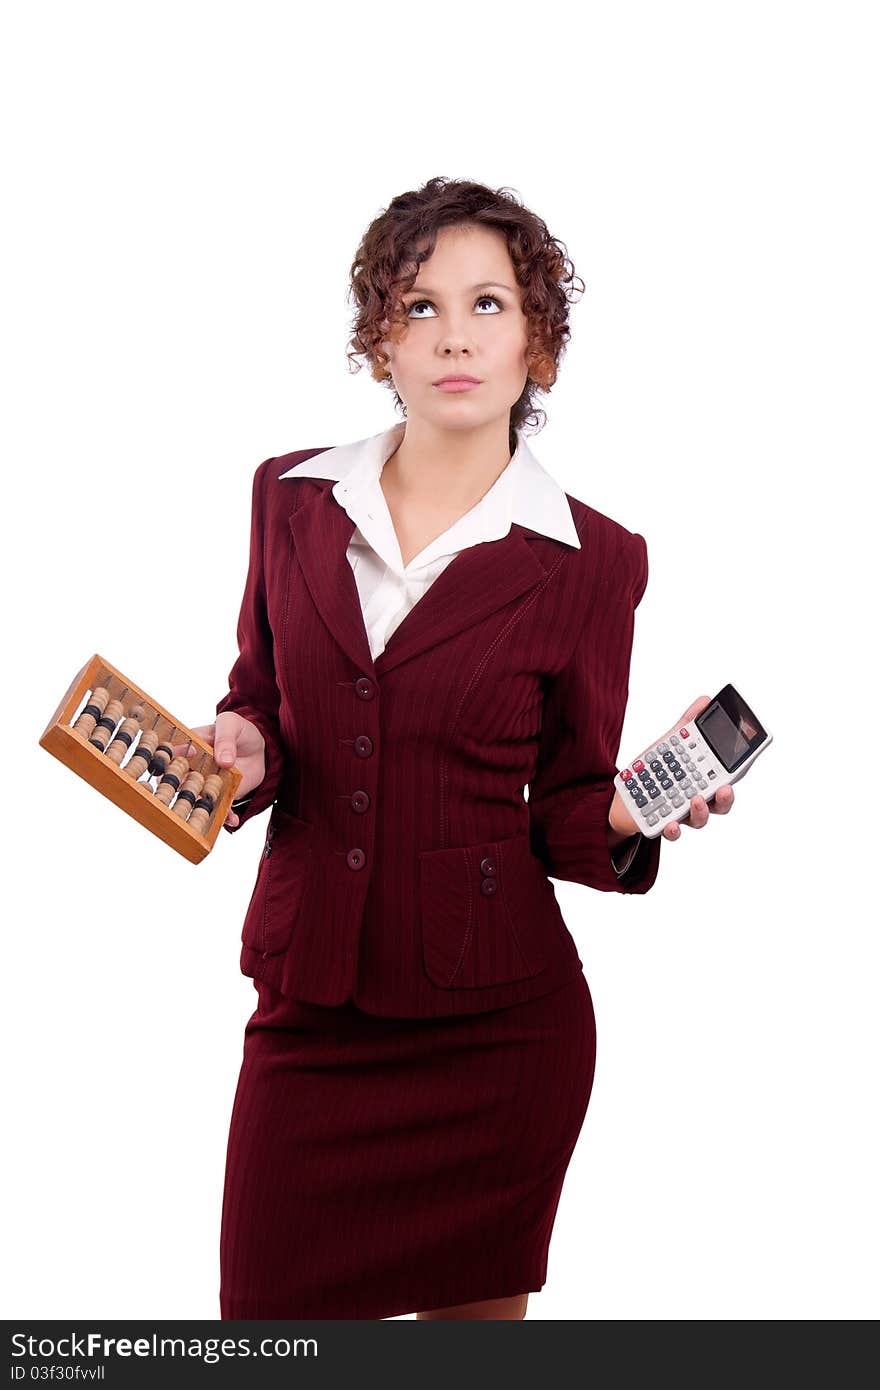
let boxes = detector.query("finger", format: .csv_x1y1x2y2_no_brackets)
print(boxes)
678,695,713,726
225,811,240,829
172,739,201,761
214,712,240,769
684,795,711,829
171,725,213,761
709,787,735,813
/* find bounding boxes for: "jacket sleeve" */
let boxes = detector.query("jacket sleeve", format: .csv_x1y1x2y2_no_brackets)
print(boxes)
528,530,662,894
215,458,288,832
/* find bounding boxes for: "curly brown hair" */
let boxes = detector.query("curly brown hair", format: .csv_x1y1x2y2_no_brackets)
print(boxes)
346,176,585,453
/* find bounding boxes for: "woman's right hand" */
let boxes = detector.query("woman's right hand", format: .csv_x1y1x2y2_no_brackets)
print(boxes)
175,711,267,829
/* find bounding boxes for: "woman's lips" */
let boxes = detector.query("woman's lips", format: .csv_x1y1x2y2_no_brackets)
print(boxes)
434,380,482,392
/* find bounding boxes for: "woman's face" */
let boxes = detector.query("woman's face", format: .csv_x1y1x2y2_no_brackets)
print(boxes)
381,224,529,436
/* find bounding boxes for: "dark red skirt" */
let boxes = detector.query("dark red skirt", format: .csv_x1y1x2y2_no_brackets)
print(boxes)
219,969,596,1319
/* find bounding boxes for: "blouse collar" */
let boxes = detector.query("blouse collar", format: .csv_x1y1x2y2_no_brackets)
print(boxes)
277,421,581,576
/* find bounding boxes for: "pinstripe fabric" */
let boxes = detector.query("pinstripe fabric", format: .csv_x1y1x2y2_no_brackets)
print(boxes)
219,969,596,1319
216,443,662,1019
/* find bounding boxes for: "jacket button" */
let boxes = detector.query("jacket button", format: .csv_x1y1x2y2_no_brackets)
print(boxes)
355,677,376,700
480,876,498,896
346,847,366,870
479,856,497,876
350,789,370,813
353,734,374,757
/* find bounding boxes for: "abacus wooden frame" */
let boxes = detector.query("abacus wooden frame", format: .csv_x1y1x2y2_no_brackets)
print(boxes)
39,653,242,864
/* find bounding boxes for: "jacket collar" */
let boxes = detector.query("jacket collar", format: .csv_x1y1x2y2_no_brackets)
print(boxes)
278,424,581,677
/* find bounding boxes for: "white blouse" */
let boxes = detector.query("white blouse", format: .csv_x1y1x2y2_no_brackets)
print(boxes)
234,423,641,875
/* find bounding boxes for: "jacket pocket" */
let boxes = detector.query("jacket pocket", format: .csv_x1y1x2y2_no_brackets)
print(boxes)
419,830,554,989
241,807,315,957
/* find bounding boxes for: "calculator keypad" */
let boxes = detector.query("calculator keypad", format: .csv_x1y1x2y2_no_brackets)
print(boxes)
621,731,712,829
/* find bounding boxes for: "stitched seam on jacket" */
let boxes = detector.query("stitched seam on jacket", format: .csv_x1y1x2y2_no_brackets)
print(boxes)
499,845,535,973
259,852,273,956
439,548,570,848
281,531,291,663
446,846,476,986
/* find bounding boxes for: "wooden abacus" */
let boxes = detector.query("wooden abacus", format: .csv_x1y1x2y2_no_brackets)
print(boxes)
39,654,242,864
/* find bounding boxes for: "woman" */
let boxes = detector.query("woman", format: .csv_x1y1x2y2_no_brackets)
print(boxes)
188,176,735,1320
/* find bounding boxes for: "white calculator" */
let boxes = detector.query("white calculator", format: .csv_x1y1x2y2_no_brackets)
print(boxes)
615,684,772,839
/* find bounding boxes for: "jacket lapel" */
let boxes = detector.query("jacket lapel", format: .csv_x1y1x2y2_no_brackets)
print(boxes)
288,482,550,677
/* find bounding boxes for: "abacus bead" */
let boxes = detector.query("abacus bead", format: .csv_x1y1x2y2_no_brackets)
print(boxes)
172,770,205,818
106,718,139,765
73,686,110,736
155,754,191,805
172,787,198,818
148,744,173,776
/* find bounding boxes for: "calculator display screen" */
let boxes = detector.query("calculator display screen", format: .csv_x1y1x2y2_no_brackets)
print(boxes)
696,690,765,772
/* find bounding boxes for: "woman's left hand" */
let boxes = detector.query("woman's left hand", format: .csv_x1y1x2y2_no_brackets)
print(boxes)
611,695,736,843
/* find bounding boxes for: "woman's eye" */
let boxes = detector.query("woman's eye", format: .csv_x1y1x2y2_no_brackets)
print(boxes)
406,294,502,318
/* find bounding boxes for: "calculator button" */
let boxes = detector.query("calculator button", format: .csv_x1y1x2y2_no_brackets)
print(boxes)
660,777,673,790
658,804,672,817
647,787,661,799
635,793,648,807
696,777,708,789
625,778,638,791
622,769,633,782
681,784,695,797
646,813,660,826
657,742,670,753
707,770,717,779
650,759,663,772
671,735,681,745
673,769,686,781
662,751,674,764
679,728,689,738
688,740,697,749
633,759,645,772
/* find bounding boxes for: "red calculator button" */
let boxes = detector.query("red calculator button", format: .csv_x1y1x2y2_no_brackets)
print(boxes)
679,728,689,738
622,769,633,781
633,759,645,773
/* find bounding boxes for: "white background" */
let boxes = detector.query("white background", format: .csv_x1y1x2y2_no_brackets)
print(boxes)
3,0,876,1322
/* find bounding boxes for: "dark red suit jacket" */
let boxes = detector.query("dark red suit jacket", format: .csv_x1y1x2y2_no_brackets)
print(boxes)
216,448,662,1018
